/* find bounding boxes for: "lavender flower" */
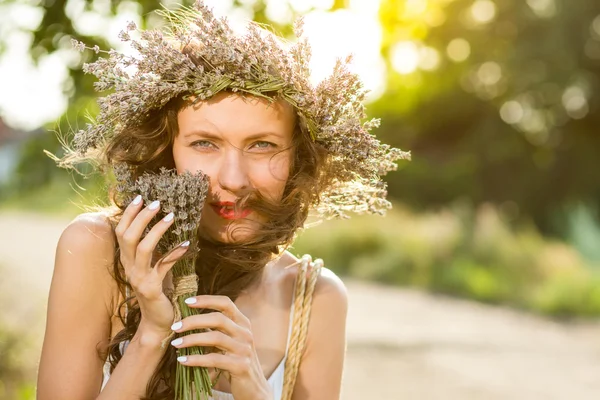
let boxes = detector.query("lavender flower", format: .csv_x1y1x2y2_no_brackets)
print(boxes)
132,167,209,241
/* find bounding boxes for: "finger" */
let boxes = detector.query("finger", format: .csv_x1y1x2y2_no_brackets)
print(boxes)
170,330,243,355
171,312,248,340
135,211,177,269
182,295,251,328
114,194,144,263
177,352,242,375
154,241,191,280
120,199,161,266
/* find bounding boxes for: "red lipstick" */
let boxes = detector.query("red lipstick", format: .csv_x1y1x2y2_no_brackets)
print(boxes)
210,201,252,220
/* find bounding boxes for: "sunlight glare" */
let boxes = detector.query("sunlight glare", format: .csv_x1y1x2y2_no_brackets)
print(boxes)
265,0,293,23
526,0,557,19
391,41,420,75
447,38,471,62
302,5,386,101
500,100,524,124
591,15,600,39
405,0,428,17
0,32,68,130
419,46,441,71
289,0,334,14
562,86,589,119
477,61,502,85
471,0,496,24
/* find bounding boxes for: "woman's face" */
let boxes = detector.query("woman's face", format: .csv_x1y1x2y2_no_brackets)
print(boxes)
172,92,296,243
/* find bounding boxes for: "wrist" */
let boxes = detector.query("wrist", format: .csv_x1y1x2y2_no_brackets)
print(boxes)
134,322,173,350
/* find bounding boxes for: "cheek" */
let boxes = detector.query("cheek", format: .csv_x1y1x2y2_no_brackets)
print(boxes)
269,151,291,181
251,152,291,198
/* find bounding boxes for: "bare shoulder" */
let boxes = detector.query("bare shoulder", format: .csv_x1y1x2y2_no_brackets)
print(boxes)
38,211,119,397
62,211,115,250
56,211,118,308
280,251,348,306
284,252,348,399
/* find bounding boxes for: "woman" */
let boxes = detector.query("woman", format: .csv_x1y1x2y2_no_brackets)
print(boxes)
36,2,409,400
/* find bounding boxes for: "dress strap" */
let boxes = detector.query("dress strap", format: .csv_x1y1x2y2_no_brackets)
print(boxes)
283,269,299,358
281,254,323,400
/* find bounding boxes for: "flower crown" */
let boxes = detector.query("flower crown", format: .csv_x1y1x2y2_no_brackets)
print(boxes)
71,1,411,219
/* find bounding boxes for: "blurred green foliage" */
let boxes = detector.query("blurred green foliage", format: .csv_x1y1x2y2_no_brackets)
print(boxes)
0,263,37,400
293,202,600,317
373,0,600,236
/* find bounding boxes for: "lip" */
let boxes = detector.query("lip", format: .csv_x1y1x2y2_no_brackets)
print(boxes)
210,201,252,220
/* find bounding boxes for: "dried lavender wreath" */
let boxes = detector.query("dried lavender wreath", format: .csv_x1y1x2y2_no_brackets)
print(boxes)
71,0,410,221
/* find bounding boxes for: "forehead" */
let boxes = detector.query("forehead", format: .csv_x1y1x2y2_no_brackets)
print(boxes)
177,92,296,137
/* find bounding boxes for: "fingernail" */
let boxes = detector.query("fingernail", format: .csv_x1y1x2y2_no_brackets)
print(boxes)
163,212,174,222
149,200,160,210
171,321,182,331
132,195,142,205
184,297,197,304
171,338,183,346
180,240,190,247
177,356,187,363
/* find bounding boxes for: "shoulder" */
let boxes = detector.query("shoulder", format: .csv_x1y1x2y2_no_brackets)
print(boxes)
55,211,118,302
281,251,349,343
281,251,348,302
60,211,115,249
38,212,118,397
284,253,348,398
307,256,348,339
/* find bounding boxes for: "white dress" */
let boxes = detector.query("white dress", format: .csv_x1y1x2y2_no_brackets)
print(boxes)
100,282,298,400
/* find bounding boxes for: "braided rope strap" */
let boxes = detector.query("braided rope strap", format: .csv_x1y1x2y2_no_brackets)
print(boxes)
281,254,323,400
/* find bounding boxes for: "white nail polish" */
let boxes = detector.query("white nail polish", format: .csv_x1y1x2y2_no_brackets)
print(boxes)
149,200,160,210
180,240,190,247
184,297,197,304
171,338,183,346
171,321,182,331
163,212,174,222
132,195,142,205
177,356,187,363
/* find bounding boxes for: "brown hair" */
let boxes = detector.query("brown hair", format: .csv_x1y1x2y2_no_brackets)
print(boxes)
99,89,329,398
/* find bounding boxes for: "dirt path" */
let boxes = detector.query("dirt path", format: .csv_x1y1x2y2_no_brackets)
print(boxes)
2,211,600,400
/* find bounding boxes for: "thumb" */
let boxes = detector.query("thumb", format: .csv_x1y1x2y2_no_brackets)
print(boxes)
154,241,190,280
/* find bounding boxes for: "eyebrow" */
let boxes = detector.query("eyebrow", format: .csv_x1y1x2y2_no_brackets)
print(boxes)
182,129,285,140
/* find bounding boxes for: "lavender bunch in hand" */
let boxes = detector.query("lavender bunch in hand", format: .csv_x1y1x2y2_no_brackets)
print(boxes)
114,163,219,399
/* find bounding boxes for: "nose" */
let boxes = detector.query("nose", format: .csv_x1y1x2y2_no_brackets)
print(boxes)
217,147,251,194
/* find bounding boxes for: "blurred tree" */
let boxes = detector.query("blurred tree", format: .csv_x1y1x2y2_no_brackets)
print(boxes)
374,0,600,236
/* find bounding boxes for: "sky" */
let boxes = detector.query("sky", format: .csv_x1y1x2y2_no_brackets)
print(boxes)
0,0,386,131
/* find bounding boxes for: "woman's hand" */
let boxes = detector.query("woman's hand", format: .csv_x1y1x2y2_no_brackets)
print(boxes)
170,295,274,400
115,195,191,341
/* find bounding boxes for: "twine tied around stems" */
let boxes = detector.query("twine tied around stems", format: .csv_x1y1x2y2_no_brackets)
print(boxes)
160,273,199,349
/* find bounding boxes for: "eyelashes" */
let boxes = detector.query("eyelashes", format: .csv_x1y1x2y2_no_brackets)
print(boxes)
190,140,216,149
190,140,278,151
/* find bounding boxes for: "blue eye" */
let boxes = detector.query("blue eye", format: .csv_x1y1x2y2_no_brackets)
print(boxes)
252,141,275,150
191,140,216,149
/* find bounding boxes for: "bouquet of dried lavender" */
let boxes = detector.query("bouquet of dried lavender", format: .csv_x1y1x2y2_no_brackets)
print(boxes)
114,164,218,399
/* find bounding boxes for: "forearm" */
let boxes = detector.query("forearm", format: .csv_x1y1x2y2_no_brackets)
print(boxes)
97,326,169,399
